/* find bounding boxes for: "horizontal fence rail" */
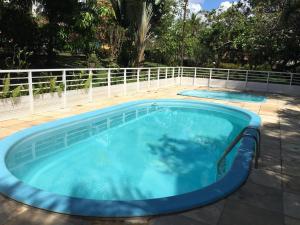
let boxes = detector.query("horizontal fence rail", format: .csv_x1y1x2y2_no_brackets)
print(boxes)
0,67,299,114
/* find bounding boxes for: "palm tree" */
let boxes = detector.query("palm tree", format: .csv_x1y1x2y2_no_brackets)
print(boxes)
181,0,189,66
110,0,154,66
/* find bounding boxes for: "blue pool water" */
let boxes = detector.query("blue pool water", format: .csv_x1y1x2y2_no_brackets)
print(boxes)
0,100,261,216
178,90,266,102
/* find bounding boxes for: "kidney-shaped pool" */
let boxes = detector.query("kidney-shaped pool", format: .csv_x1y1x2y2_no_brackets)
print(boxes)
0,99,261,217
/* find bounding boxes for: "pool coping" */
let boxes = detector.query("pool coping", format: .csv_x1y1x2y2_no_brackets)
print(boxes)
0,99,261,217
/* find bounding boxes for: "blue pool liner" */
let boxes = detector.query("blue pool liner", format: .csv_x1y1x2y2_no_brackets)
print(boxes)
0,99,261,217
178,90,266,102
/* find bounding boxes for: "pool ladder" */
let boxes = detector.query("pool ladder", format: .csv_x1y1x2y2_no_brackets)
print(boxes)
217,126,261,177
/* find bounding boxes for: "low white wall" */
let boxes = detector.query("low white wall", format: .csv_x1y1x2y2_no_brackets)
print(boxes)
0,78,179,120
181,77,300,96
1,76,299,120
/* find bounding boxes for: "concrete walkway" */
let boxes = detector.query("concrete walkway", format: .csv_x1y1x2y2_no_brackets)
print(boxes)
0,86,300,225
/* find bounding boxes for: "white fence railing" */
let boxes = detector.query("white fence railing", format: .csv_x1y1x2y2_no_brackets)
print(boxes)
0,67,299,117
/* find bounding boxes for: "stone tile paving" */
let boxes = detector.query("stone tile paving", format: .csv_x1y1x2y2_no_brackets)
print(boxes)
0,86,300,225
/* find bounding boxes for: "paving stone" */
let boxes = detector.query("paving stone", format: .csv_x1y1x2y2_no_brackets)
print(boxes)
282,162,300,178
283,175,300,194
283,192,300,219
249,169,282,190
5,208,86,225
218,200,284,225
284,216,300,225
261,155,282,173
229,181,283,213
181,200,225,225
0,196,27,225
149,214,209,225
85,219,145,225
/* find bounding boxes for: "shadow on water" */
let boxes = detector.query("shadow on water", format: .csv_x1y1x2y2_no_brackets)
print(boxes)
147,134,228,196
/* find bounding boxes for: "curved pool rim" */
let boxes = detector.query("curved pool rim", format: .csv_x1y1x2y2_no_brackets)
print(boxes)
0,99,261,217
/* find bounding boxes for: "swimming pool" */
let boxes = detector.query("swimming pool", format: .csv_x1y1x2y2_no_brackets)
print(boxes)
0,100,260,217
178,90,266,102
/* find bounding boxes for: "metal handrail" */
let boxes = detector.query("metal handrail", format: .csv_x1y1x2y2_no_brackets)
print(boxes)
217,126,260,177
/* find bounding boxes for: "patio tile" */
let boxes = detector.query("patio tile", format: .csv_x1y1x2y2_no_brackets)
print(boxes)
0,196,27,225
283,192,300,219
0,128,16,139
261,155,282,173
282,161,300,177
249,169,282,190
0,119,24,128
5,208,86,225
228,181,283,213
284,216,300,225
218,200,284,225
181,200,225,225
149,214,209,225
282,175,300,194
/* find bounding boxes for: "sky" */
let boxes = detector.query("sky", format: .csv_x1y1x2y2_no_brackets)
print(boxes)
189,0,235,12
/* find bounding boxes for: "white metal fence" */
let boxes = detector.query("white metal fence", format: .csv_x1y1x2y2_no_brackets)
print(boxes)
0,67,299,117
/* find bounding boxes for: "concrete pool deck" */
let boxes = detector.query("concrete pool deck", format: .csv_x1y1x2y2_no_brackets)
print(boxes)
0,86,300,225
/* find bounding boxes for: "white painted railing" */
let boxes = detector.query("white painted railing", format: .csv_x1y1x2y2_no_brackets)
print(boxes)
0,67,299,117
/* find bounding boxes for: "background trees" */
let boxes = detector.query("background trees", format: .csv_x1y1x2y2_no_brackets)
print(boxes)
0,0,299,71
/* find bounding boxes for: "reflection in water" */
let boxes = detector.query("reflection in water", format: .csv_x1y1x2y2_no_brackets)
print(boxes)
6,103,249,201
7,105,159,170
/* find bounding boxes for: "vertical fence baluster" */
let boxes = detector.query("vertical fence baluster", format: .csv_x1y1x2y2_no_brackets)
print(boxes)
209,69,212,88
157,68,160,89
123,69,127,95
245,70,248,89
165,68,168,80
88,69,93,102
266,72,270,92
108,69,111,97
180,67,183,85
225,69,230,88
148,68,151,89
172,67,175,85
290,73,293,86
28,71,34,112
193,67,197,86
137,68,140,92
62,70,67,108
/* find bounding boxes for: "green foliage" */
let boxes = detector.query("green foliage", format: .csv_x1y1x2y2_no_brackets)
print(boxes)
49,77,57,93
2,75,11,98
11,85,23,104
84,75,92,90
4,46,33,69
56,83,65,97
87,53,101,67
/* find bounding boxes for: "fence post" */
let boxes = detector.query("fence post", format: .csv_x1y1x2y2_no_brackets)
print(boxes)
180,67,183,85
266,72,270,92
193,67,197,86
123,69,127,95
62,70,67,108
28,71,34,113
108,69,111,97
148,68,151,89
225,69,230,88
208,68,212,88
88,69,93,102
172,67,175,85
245,70,248,89
137,68,140,91
157,68,160,89
165,68,168,80
289,73,293,86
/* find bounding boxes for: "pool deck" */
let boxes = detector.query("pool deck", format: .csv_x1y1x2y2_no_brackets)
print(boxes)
0,86,300,225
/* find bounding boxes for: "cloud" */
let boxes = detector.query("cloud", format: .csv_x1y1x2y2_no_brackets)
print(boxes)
188,2,203,14
218,1,234,12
